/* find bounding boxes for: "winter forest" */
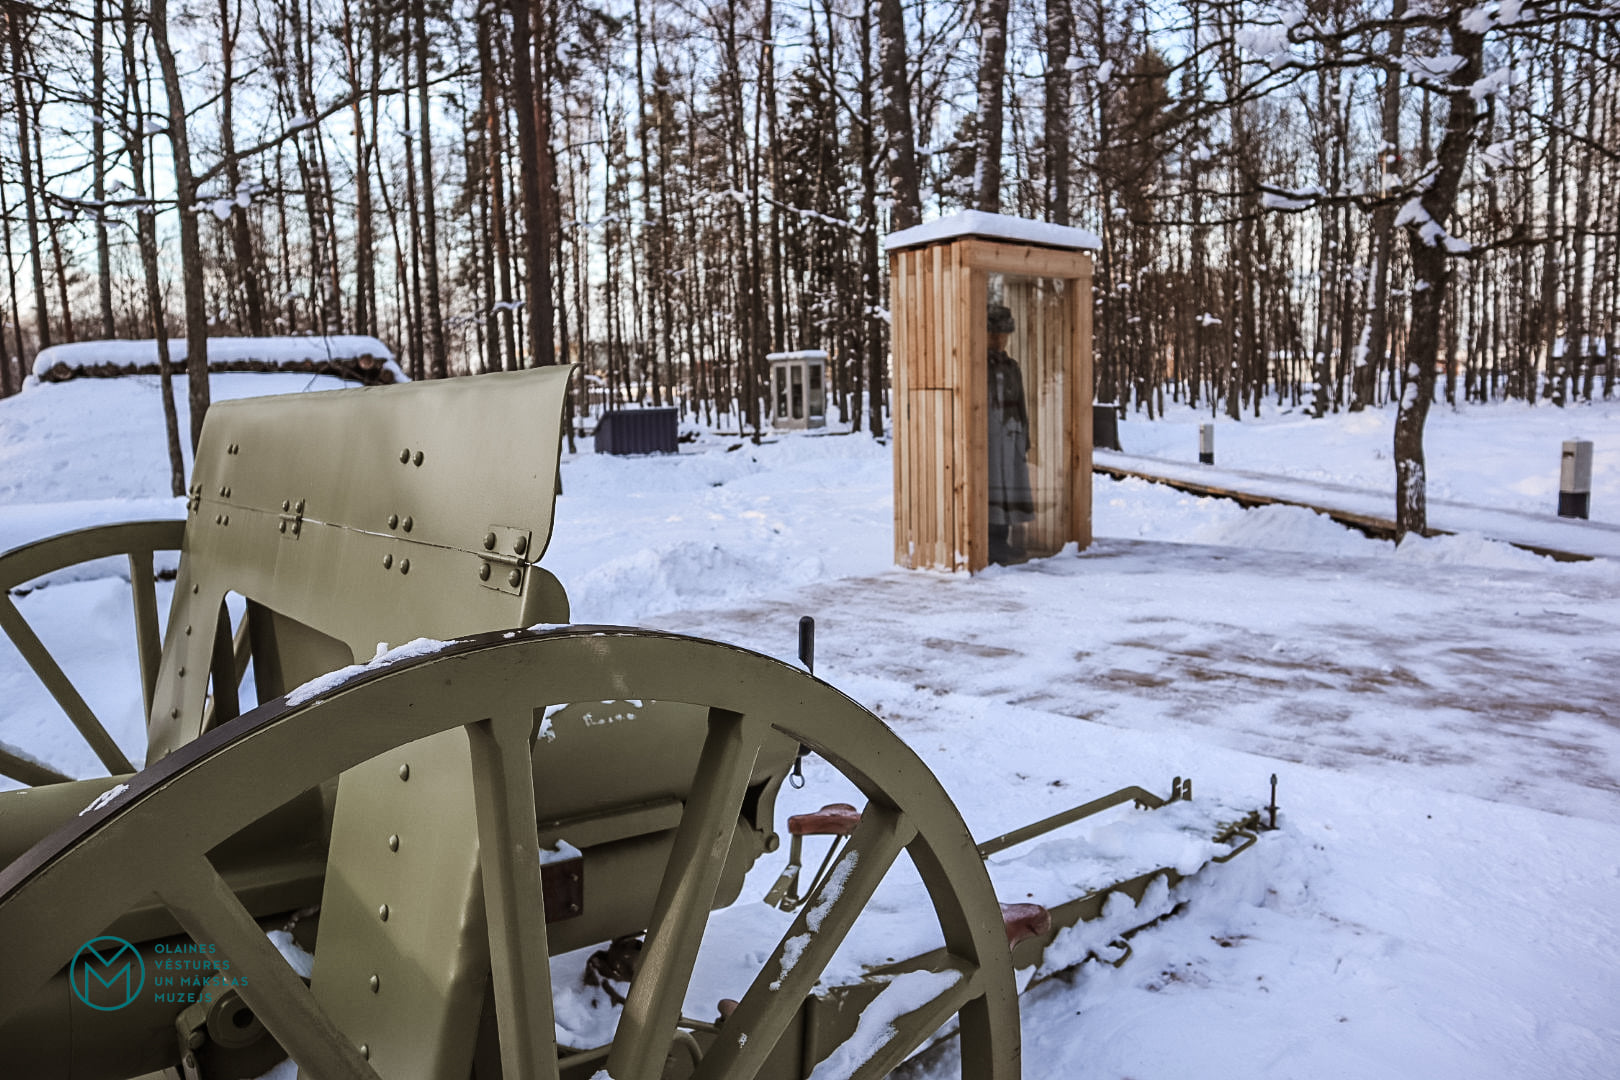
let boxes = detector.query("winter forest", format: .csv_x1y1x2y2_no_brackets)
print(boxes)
0,0,1615,493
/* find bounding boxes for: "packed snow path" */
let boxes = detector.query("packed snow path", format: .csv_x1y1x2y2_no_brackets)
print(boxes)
654,539,1620,833
649,540,1620,1080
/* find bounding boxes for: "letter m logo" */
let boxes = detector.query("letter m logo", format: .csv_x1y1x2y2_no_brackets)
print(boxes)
71,936,145,1011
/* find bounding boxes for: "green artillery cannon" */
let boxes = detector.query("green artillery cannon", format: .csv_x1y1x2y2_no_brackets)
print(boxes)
0,367,1265,1079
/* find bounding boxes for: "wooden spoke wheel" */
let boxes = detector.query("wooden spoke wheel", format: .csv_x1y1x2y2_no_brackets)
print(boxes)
0,627,1019,1080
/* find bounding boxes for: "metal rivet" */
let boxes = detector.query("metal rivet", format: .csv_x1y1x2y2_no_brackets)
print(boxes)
388,834,400,852
187,1030,206,1050
170,708,179,719
369,974,380,993
398,764,410,781
191,584,199,594
413,451,424,467
507,569,522,588
360,1044,370,1060
224,487,231,498
282,499,291,511
478,562,491,581
400,448,411,463
388,514,399,529
292,522,300,536
178,666,186,677
185,625,192,636
219,486,227,497
402,516,413,533
399,559,410,574
378,904,390,922
513,536,528,556
279,521,287,533
222,515,229,525
296,499,305,512
483,532,497,550
383,554,393,569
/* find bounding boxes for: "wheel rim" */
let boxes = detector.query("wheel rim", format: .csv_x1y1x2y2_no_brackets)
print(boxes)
0,626,1018,1080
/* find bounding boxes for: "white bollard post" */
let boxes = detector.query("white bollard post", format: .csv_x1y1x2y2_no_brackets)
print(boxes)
1559,439,1592,519
1198,423,1215,465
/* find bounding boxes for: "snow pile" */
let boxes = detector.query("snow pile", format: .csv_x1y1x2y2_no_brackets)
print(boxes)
283,637,451,707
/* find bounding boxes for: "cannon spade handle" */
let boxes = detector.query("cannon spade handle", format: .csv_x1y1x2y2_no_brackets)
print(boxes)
788,802,861,836
1212,828,1258,863
999,903,1052,947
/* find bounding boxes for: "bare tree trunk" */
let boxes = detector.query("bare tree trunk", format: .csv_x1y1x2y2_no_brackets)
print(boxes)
149,0,211,451
1043,0,1072,225
877,0,921,231
92,0,114,338
1356,0,1405,412
7,10,50,350
401,37,425,380
415,0,448,377
124,1,186,494
858,0,885,437
343,0,373,337
481,10,516,370
508,0,551,366
973,0,1009,213
35,122,76,342
219,0,264,336
0,178,22,394
1394,13,1485,540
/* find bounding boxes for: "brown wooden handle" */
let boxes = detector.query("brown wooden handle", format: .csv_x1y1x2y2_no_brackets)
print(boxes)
787,802,861,836
1000,902,1052,947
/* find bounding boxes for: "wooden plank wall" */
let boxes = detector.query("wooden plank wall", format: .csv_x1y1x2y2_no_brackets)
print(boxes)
1068,257,1094,549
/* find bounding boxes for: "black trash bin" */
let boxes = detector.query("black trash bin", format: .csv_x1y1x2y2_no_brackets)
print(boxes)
594,408,679,455
1092,404,1121,452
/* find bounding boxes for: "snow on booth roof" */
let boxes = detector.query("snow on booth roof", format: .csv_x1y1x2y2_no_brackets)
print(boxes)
765,350,829,361
31,335,405,385
883,210,1102,253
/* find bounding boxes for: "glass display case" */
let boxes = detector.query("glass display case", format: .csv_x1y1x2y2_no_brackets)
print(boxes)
767,350,827,430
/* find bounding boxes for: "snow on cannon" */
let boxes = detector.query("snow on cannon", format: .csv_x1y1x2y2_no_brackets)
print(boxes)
0,367,1270,1080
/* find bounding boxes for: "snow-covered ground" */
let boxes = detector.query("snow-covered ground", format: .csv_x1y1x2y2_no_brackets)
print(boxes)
2,374,1618,1079
1110,398,1620,526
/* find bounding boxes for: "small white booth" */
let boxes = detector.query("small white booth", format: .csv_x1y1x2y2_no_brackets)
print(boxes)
767,350,827,430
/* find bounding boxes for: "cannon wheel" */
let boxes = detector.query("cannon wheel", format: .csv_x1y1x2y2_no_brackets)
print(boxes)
0,626,1018,1080
0,520,186,786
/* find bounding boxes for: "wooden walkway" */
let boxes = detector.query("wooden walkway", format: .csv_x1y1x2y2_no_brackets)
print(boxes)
1093,450,1620,562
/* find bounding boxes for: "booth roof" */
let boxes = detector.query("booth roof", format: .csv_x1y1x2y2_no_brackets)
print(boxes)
883,210,1102,253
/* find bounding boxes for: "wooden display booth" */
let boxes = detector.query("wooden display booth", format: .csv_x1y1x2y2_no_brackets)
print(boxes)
887,211,1099,572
